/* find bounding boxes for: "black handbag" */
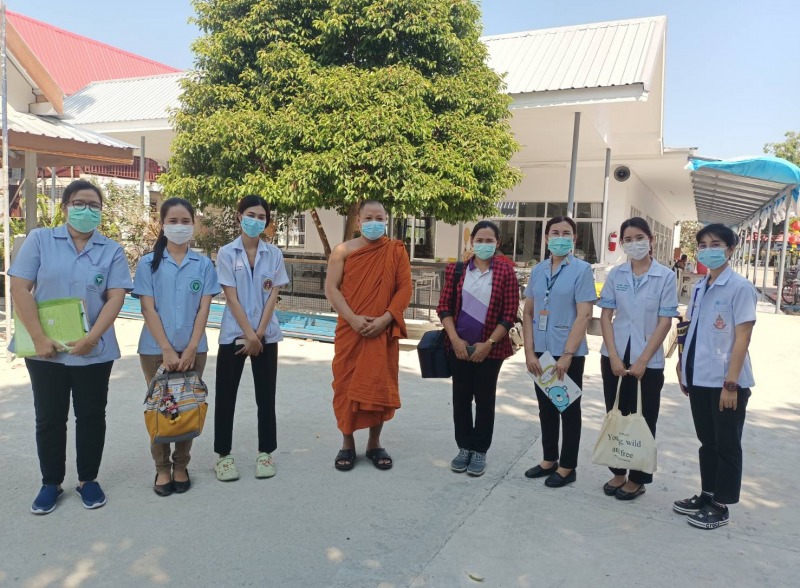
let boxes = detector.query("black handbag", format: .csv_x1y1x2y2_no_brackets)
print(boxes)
417,262,463,378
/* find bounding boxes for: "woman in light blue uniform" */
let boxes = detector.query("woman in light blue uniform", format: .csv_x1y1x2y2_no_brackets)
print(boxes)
522,215,596,488
674,224,756,530
598,217,678,500
213,195,289,482
9,180,133,514
133,198,220,497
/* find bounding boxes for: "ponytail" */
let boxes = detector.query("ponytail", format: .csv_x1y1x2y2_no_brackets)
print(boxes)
150,231,168,273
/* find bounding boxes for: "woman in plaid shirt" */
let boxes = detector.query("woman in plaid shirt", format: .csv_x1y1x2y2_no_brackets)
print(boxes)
437,221,521,477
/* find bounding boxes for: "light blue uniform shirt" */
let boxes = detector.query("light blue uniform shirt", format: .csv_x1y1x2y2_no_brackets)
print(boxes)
7,225,133,365
680,266,757,388
132,250,221,355
216,237,289,345
523,254,597,357
598,260,679,369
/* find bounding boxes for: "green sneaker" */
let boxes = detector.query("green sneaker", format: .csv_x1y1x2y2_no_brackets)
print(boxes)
256,452,276,479
215,456,240,482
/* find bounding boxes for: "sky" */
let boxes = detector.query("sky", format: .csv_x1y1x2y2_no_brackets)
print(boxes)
13,0,799,159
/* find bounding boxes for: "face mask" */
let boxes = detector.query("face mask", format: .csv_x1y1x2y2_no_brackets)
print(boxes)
473,243,496,260
361,221,386,241
547,236,573,257
163,224,194,245
697,247,729,270
241,217,266,238
67,206,101,234
622,240,651,261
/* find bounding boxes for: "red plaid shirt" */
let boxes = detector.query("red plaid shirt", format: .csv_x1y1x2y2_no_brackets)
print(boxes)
437,258,520,360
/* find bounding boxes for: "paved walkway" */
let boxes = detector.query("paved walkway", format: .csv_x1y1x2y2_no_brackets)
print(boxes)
1,310,798,587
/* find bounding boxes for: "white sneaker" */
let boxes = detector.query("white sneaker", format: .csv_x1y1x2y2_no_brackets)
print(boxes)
215,455,240,481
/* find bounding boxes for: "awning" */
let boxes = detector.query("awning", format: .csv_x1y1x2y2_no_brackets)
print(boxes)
4,104,135,167
688,156,800,227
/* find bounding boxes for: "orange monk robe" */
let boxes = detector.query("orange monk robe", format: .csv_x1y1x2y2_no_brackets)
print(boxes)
332,237,412,434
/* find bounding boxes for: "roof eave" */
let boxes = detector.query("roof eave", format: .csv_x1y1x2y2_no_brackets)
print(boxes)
508,83,648,109
6,17,64,115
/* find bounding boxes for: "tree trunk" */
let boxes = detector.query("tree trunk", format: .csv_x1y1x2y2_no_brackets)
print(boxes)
342,201,361,242
309,208,332,259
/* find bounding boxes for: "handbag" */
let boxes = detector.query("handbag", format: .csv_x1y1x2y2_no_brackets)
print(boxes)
591,377,657,474
417,262,464,378
144,367,209,444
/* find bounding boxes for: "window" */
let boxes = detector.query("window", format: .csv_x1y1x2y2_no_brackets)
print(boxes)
394,215,436,259
275,213,306,249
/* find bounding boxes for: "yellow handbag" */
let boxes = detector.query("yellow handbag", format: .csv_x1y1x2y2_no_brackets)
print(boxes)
144,368,209,444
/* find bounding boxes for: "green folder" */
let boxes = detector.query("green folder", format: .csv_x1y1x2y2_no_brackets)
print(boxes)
13,298,90,358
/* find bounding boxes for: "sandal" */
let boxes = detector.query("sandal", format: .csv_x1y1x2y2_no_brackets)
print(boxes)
365,448,393,470
215,456,240,481
335,449,356,471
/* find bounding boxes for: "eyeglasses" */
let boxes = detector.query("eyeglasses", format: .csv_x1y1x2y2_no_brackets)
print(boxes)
69,200,103,213
697,241,725,250
622,235,649,244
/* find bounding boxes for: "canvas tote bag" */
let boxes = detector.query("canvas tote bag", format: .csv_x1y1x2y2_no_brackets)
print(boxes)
592,377,657,474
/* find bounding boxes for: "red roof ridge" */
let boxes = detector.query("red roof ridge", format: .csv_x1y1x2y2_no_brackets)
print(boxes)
7,11,180,72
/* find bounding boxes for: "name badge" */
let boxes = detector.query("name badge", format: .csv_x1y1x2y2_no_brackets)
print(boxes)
538,310,549,331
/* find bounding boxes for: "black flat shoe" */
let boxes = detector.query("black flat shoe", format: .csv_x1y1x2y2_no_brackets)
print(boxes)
172,470,191,494
615,484,645,501
524,462,558,479
545,470,576,488
603,481,625,496
153,475,173,497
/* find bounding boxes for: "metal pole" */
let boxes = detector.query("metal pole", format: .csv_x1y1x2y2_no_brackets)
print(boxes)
761,214,773,300
752,213,763,286
50,167,56,218
775,194,793,314
599,148,611,264
1,1,11,360
566,112,581,218
139,136,146,208
409,215,416,260
743,224,752,279
457,221,464,262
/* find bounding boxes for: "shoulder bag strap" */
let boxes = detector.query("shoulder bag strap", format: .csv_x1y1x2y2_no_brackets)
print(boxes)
451,261,464,312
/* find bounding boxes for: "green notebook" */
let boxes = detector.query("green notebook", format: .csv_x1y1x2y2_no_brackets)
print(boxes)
13,298,90,358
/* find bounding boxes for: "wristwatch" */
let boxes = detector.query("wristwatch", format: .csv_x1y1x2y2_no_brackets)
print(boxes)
723,381,738,392
488,338,497,348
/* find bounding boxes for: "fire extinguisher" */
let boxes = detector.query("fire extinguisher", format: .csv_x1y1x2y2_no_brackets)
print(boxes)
608,231,618,252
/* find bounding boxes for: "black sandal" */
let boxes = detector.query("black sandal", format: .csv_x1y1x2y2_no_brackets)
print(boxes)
365,448,393,470
334,449,356,471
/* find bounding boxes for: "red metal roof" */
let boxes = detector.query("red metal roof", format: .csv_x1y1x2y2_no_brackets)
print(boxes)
7,11,180,95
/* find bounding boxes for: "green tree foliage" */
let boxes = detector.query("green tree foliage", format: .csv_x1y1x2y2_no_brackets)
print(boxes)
160,0,521,255
764,131,800,166
679,220,701,259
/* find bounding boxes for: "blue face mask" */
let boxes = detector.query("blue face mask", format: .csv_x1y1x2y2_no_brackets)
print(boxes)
473,243,496,260
697,247,729,270
547,236,573,257
361,221,385,241
67,206,102,234
241,216,266,238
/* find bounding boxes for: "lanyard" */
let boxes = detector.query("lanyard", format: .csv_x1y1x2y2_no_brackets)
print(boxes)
544,264,565,307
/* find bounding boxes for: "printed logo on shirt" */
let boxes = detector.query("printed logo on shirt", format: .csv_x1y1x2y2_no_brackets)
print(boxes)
190,279,202,293
263,278,273,291
714,314,727,330
615,283,629,292
94,274,105,286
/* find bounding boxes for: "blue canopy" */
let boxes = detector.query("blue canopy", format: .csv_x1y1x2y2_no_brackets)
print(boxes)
687,156,800,226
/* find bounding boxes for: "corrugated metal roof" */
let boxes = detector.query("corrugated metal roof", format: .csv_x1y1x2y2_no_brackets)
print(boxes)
64,73,185,125
7,11,180,95
483,16,666,94
8,104,135,148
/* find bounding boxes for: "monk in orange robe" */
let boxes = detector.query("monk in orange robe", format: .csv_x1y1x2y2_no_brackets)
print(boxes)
325,201,412,471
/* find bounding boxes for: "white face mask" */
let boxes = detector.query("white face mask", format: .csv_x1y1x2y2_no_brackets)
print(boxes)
163,224,194,245
622,240,650,261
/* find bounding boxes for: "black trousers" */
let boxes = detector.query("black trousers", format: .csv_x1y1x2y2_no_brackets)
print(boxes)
214,342,279,455
448,352,504,454
25,359,113,486
533,354,585,470
688,385,750,504
600,355,664,485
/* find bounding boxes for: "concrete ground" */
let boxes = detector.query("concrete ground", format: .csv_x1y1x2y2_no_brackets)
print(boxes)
0,308,798,588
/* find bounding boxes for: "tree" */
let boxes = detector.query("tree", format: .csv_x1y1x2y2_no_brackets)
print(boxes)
764,131,800,166
160,0,521,256
679,220,701,259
